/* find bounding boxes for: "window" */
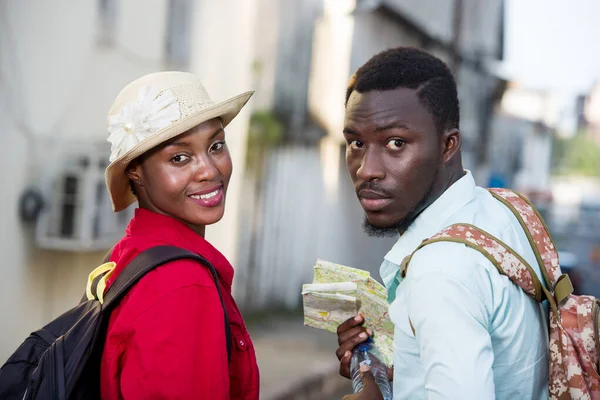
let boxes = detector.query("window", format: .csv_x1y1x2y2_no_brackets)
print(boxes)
36,145,133,251
58,174,78,237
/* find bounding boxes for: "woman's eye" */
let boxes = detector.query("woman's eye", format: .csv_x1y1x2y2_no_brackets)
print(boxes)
386,139,405,150
349,140,364,149
171,154,190,164
211,141,225,152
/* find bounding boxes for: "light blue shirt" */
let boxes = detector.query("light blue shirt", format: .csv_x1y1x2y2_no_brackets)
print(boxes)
381,171,549,400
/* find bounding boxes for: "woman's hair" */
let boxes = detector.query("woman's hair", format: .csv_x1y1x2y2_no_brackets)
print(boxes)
129,180,137,197
126,156,144,198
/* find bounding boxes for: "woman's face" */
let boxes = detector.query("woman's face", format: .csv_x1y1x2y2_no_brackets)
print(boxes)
127,118,232,235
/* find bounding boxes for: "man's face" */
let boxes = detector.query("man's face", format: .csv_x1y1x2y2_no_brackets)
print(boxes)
343,88,443,235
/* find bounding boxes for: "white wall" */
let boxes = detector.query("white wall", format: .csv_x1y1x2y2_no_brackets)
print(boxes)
189,0,258,270
381,0,454,43
350,9,422,74
308,0,356,143
0,0,175,362
251,0,281,111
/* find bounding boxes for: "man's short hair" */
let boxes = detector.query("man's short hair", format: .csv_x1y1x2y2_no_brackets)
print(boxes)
345,47,460,132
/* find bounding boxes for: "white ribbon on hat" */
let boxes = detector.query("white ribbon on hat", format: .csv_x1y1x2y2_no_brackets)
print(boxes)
107,85,181,162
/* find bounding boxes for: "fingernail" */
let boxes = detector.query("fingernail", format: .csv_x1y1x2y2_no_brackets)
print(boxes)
360,363,371,373
367,328,373,336
345,350,351,358
354,315,362,322
359,332,368,339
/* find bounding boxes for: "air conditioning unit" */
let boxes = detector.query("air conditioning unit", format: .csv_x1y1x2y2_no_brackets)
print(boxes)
35,145,133,251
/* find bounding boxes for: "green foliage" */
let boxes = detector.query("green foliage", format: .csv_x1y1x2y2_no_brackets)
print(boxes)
553,132,600,177
248,110,283,146
246,110,283,171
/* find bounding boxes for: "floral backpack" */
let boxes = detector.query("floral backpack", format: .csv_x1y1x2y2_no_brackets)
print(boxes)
401,188,600,399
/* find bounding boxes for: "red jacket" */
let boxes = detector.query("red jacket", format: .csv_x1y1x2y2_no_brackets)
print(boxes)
100,208,260,399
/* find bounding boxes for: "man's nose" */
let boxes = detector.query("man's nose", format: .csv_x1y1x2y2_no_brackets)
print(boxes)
356,149,385,181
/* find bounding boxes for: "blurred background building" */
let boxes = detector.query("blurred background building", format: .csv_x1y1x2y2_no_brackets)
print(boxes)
1,0,600,370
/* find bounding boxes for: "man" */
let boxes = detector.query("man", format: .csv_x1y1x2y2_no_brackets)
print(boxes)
336,47,549,399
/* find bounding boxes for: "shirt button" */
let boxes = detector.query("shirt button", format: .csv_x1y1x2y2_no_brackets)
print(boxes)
239,340,245,346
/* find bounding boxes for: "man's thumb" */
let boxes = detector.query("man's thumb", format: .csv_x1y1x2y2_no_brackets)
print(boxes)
360,363,376,385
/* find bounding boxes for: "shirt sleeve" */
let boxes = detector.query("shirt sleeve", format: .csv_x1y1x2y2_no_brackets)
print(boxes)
406,247,496,400
119,283,229,400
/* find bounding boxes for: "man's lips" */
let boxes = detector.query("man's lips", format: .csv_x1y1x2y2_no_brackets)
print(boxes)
358,189,393,211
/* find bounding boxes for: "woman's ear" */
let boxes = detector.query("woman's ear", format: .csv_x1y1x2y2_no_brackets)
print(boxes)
126,161,143,186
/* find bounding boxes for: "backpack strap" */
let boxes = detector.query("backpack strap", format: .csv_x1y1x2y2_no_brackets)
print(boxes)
402,189,574,319
403,223,546,302
86,262,116,304
101,246,232,363
487,189,576,309
487,188,560,288
80,248,114,304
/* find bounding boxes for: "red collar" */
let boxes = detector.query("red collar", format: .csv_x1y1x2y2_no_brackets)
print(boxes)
122,208,234,287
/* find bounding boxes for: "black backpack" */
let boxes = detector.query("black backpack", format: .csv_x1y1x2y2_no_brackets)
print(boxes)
0,246,231,400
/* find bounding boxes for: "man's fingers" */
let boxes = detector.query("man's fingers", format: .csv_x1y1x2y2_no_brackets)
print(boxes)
360,364,376,385
358,366,384,400
337,348,351,363
336,315,373,381
342,350,351,364
341,365,384,399
335,331,370,360
337,314,364,335
338,350,352,379
338,325,371,345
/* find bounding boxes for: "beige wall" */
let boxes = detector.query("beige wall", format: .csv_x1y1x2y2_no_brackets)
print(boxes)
0,0,255,362
251,0,281,111
190,0,258,269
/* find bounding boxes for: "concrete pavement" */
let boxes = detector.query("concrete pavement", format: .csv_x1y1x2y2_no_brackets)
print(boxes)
246,312,353,400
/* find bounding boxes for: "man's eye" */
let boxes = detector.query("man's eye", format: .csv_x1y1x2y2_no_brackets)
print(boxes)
349,140,364,149
171,154,190,163
386,139,405,150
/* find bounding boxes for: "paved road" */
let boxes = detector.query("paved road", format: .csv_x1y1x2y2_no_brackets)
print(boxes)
329,386,354,400
246,312,350,400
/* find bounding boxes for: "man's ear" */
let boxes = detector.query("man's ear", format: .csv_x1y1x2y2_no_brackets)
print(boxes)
442,128,461,164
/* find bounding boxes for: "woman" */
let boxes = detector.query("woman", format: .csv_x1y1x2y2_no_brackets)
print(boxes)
100,71,259,399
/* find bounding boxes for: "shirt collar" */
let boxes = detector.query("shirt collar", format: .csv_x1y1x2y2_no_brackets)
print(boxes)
384,170,477,265
126,208,235,286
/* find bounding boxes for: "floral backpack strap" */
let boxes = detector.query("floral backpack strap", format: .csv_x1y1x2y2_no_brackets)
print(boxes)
401,189,600,398
401,223,545,302
485,190,600,399
487,189,577,309
487,189,562,286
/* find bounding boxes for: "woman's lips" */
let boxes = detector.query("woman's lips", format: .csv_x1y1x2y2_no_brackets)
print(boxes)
188,185,224,207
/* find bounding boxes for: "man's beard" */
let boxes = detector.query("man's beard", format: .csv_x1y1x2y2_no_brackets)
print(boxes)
362,211,416,237
362,168,439,238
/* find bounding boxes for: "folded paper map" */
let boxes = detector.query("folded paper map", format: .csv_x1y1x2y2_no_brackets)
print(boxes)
302,259,394,366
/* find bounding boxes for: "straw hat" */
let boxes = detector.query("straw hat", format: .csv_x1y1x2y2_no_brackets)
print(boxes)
104,71,253,212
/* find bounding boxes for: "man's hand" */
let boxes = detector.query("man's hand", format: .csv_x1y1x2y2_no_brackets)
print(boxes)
341,365,384,400
335,315,372,379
